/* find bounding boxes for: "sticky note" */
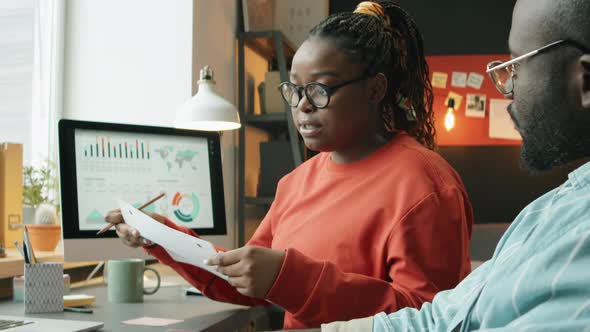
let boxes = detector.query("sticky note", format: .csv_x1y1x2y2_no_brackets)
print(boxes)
122,316,183,327
432,72,448,89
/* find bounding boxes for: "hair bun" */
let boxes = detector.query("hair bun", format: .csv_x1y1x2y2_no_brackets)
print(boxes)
354,1,392,30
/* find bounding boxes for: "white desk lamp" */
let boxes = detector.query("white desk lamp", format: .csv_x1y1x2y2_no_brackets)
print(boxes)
175,66,241,131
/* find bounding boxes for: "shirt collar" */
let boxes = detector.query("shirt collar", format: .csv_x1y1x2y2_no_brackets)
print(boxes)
567,160,590,189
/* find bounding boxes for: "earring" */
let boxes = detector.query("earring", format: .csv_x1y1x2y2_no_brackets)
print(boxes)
396,95,416,121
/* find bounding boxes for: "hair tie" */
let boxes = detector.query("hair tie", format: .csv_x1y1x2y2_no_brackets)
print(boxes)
354,1,392,31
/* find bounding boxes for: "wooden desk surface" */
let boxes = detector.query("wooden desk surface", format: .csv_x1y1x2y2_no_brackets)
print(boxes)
0,285,268,332
0,248,102,278
0,263,270,331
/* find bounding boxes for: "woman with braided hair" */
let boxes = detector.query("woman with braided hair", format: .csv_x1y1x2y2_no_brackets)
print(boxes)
106,1,473,329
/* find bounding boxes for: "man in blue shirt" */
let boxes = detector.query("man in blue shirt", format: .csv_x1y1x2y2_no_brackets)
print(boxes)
321,0,590,330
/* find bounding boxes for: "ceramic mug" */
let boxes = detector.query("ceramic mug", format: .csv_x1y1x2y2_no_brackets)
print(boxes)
106,259,160,303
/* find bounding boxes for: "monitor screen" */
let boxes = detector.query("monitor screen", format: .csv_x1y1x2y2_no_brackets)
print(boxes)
58,119,226,261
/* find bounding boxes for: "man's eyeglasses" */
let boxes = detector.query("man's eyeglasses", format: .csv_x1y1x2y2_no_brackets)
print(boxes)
278,75,370,109
486,39,590,97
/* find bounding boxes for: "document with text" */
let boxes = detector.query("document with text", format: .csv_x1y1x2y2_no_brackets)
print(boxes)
119,200,228,280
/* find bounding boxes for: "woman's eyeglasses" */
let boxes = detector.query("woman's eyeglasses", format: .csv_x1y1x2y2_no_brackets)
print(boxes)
278,75,370,109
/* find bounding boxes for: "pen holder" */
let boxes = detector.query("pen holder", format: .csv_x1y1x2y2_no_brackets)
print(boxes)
14,274,70,303
24,263,64,313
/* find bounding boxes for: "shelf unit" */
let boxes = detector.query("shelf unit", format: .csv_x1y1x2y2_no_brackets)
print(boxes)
237,31,303,246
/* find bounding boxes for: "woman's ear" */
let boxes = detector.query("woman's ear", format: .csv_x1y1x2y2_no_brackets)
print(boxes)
369,73,388,105
581,55,590,108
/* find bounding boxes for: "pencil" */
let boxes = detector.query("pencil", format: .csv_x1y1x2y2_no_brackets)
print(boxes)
96,192,165,235
23,226,37,264
13,241,25,259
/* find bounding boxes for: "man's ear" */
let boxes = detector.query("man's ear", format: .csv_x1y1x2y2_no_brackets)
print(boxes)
369,73,388,105
581,54,590,108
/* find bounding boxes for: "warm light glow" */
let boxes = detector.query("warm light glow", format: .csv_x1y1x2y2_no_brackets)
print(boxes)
176,121,241,131
444,107,455,131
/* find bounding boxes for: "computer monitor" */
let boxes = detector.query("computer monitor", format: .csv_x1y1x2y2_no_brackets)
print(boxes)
58,119,226,261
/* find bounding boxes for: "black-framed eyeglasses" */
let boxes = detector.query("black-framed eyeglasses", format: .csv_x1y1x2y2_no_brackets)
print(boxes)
486,39,590,97
278,75,371,109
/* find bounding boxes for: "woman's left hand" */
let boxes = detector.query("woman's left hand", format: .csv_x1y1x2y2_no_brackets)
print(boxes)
206,246,286,298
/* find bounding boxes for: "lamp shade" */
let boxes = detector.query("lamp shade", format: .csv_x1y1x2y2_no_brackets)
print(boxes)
175,66,241,131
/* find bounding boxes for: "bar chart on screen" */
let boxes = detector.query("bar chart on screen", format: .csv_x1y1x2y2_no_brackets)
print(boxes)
81,136,151,160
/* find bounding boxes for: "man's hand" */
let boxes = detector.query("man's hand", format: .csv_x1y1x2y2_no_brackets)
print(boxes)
206,246,286,298
104,209,166,248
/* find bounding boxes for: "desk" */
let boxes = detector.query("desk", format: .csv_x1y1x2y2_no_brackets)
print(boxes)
0,285,268,331
0,262,270,331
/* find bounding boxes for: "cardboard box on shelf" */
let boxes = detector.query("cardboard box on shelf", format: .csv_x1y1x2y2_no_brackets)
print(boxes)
0,143,23,248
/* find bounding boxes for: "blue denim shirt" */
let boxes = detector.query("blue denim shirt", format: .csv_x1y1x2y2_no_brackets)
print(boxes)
372,161,590,332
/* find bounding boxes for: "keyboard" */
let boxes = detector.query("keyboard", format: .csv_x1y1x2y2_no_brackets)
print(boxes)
0,319,34,330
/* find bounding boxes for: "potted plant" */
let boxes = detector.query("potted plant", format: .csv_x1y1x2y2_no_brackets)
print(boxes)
22,160,61,252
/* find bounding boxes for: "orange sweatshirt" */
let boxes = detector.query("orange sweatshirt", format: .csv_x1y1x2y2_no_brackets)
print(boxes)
145,132,473,329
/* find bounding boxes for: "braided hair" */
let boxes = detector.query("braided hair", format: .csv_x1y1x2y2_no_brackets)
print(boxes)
308,0,436,149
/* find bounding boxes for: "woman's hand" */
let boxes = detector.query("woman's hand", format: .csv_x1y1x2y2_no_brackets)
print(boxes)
270,330,320,332
104,209,166,248
206,246,286,298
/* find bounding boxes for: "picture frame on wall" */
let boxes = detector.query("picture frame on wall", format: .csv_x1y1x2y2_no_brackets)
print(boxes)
274,0,329,48
242,0,329,48
242,0,275,32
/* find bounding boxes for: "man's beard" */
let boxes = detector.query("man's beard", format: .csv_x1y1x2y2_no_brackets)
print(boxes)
508,102,590,172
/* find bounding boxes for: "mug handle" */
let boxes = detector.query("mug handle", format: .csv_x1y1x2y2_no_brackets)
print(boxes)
143,266,161,295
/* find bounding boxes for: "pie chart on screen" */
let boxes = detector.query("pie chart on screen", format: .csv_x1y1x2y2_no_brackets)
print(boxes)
172,192,200,223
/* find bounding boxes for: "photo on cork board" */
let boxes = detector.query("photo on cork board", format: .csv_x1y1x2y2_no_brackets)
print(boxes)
466,93,486,118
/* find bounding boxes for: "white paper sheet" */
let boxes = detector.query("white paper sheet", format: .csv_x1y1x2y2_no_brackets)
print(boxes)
489,99,522,140
451,72,467,88
119,200,228,280
467,72,485,90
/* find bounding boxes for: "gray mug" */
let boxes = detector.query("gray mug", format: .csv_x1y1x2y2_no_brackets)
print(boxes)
106,259,160,303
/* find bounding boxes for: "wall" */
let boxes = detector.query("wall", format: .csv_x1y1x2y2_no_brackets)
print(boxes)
440,146,583,224
330,0,514,55
62,0,192,125
427,54,520,146
62,0,238,248
192,0,238,249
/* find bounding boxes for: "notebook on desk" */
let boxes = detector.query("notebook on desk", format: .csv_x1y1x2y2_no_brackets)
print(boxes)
0,315,103,331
